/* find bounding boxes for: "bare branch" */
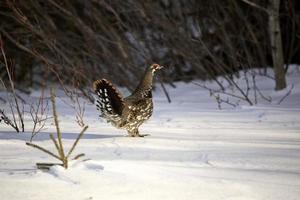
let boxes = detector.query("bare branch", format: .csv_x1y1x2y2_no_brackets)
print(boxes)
26,142,61,161
277,84,294,104
50,88,65,159
0,109,19,132
0,37,24,132
239,0,269,13
193,82,253,105
73,153,85,160
66,125,88,158
49,133,61,155
159,78,171,103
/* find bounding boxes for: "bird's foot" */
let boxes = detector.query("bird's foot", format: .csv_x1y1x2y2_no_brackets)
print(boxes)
136,133,150,137
126,133,150,137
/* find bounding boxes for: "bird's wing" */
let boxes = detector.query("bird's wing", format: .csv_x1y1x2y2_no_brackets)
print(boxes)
93,79,124,118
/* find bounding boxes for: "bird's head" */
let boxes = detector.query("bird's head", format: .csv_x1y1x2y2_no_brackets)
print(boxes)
150,63,164,74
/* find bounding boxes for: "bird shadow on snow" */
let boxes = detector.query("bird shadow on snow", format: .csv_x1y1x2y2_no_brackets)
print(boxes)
0,131,123,141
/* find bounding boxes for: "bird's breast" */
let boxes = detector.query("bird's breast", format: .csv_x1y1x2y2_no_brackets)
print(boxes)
125,99,153,126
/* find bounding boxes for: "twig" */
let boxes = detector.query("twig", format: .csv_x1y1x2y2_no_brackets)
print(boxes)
50,88,65,159
213,93,237,109
0,38,24,132
0,109,19,131
74,93,86,127
36,163,63,170
193,82,253,104
239,0,269,14
251,72,258,104
29,94,49,141
66,125,88,158
26,142,61,161
0,78,19,132
73,153,85,160
159,78,171,103
78,87,94,103
277,84,294,104
49,133,61,156
251,72,272,102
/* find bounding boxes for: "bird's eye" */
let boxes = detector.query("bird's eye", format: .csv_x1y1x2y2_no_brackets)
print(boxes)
151,64,159,69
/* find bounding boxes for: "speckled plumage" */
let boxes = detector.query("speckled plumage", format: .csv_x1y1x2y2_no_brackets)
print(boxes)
93,64,163,137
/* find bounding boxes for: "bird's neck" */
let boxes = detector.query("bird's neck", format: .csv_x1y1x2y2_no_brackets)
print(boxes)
132,68,154,98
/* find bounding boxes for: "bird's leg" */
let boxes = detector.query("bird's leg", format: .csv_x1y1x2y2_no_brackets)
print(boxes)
127,128,150,137
127,130,135,137
134,129,150,137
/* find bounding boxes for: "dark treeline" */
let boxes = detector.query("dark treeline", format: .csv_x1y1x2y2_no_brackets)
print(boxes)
0,0,299,90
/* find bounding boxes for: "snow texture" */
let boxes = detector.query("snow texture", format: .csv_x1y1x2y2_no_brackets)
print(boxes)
1,66,300,200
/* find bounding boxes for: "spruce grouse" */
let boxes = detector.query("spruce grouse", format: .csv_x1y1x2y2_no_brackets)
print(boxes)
93,64,163,137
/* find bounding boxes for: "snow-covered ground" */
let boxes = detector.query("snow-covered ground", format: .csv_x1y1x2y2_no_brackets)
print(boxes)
1,67,300,200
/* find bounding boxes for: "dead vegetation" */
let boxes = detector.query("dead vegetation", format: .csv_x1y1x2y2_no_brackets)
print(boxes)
0,0,299,90
26,89,88,170
0,36,24,132
0,0,299,109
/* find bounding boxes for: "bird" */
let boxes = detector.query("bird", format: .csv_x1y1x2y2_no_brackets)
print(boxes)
93,63,164,137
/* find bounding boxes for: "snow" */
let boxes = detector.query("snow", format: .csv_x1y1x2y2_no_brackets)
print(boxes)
1,66,300,200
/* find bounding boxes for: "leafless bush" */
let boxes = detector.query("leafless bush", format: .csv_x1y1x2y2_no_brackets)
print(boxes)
29,89,50,141
0,36,24,132
0,109,19,131
194,67,294,109
26,89,88,170
0,0,299,92
62,87,87,127
193,70,262,108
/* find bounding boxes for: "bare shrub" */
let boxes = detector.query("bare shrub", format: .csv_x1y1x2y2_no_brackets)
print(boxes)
29,89,50,141
59,82,87,127
0,109,19,131
0,0,299,107
26,89,88,170
194,68,294,109
0,36,24,132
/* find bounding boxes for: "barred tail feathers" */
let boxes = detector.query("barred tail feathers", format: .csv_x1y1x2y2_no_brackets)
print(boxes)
93,79,124,117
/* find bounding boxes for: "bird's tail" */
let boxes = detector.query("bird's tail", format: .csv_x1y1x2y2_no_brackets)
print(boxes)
93,79,124,117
